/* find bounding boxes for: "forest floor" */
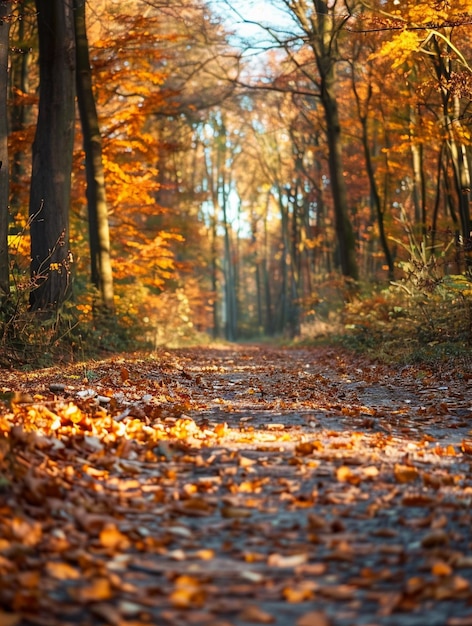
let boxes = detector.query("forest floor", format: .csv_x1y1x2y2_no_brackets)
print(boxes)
1,344,472,626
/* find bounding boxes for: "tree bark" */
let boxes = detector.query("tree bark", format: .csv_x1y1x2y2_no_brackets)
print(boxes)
29,0,76,311
73,0,114,313
0,0,11,308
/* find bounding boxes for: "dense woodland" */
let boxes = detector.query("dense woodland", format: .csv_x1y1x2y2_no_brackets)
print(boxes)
0,0,471,360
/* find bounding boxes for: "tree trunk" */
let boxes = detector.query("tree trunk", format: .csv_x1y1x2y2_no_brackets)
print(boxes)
359,114,395,280
0,0,11,308
29,0,76,311
10,5,32,205
321,78,359,281
73,0,114,313
283,0,359,281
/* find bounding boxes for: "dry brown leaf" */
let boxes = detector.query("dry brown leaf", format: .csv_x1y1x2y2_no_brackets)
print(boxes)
238,605,275,623
221,505,252,519
296,610,331,626
319,584,356,600
394,463,419,483
16,570,40,588
0,613,21,626
447,616,472,626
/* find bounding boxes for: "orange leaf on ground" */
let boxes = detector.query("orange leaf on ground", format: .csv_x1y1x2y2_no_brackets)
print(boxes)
73,577,113,602
46,561,81,580
394,464,419,483
99,523,131,551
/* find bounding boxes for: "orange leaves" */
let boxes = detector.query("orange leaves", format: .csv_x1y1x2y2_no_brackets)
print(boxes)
460,439,472,454
45,562,81,581
394,463,419,484
100,523,131,552
72,577,113,603
169,575,206,609
10,517,42,547
295,440,323,456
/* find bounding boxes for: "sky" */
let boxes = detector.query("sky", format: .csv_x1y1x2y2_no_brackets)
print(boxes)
210,0,291,50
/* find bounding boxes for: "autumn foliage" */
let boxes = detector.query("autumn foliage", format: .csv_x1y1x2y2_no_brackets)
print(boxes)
1,0,471,357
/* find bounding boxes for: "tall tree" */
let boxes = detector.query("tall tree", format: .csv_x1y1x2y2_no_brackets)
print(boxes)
0,0,11,308
29,0,76,311
281,0,359,280
73,0,114,313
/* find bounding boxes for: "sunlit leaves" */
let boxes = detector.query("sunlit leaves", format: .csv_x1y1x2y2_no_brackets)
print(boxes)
1,345,472,624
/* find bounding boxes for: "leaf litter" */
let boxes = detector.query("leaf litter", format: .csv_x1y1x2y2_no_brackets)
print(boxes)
0,345,471,626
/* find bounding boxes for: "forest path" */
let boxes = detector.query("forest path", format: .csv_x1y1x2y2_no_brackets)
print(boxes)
1,344,472,626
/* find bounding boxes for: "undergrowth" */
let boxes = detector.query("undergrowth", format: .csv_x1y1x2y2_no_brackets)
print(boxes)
340,231,472,371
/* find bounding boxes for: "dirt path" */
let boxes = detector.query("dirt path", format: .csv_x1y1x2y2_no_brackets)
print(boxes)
1,345,472,626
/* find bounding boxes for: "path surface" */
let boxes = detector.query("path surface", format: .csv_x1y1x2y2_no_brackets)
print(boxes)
1,345,472,626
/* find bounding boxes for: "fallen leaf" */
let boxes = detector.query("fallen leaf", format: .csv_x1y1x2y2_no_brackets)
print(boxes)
11,518,42,547
295,441,323,456
394,464,419,483
239,605,275,623
169,575,206,608
221,505,252,519
45,561,81,580
100,523,131,551
432,561,453,577
460,439,472,454
0,613,21,626
268,553,308,568
73,577,113,603
296,610,331,626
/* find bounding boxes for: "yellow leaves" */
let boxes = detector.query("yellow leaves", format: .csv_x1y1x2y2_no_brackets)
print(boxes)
371,30,422,70
336,464,379,484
